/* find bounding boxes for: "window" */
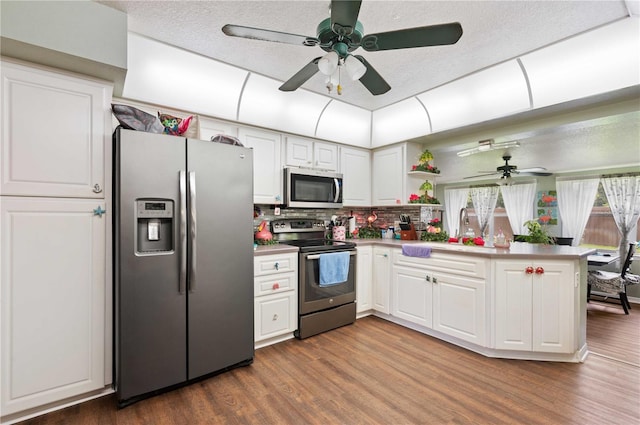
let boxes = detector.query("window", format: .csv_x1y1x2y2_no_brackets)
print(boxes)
460,181,639,247
581,182,639,249
464,192,512,239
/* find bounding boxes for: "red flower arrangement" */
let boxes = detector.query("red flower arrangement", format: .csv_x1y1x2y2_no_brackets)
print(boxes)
411,163,441,174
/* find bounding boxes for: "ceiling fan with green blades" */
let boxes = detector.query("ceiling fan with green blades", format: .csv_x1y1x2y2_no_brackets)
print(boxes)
222,0,463,95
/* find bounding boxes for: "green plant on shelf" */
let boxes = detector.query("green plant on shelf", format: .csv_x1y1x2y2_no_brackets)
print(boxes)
411,163,440,174
411,148,440,174
408,193,440,204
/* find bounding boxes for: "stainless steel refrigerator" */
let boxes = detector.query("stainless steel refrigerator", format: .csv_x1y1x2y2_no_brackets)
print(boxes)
113,128,254,406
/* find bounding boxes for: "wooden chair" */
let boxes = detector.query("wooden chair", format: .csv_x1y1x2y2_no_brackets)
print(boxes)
587,243,638,314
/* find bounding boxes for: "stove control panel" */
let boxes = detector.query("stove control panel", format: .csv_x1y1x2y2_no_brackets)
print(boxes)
271,219,326,233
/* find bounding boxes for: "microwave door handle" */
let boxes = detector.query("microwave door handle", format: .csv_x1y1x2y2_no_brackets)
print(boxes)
334,178,340,203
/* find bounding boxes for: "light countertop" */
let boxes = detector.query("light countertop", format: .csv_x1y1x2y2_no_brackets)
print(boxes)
253,243,299,256
254,239,595,259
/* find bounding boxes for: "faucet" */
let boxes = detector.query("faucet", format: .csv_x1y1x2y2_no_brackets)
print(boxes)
457,208,470,240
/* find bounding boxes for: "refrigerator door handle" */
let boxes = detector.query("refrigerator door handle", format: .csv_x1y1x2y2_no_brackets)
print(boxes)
179,171,187,294
188,171,197,292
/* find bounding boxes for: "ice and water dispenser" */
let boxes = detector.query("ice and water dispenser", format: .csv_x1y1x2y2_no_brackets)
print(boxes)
136,199,174,254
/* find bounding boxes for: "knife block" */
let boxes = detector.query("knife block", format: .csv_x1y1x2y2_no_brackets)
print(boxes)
400,223,417,240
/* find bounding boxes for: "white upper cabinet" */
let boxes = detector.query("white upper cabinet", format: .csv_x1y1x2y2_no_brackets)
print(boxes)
285,137,313,168
372,145,404,206
198,116,239,140
314,142,338,171
340,146,371,207
239,127,283,205
285,136,337,171
1,61,112,198
372,143,423,206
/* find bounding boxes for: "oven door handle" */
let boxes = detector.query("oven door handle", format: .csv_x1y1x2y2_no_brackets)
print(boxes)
305,251,356,260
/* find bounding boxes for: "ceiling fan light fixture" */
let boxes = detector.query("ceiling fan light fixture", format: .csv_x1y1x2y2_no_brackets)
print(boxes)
457,140,521,157
318,51,339,75
344,55,367,81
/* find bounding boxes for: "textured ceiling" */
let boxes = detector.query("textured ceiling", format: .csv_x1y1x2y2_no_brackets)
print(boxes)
97,0,631,111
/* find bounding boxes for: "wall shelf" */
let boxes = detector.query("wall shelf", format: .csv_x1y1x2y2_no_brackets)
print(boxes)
408,171,441,177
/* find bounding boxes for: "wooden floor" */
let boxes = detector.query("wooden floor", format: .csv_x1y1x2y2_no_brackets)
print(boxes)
18,307,640,425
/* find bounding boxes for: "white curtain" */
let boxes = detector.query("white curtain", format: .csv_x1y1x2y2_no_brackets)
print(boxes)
602,176,640,261
501,183,537,235
444,188,470,236
556,178,600,246
471,186,500,236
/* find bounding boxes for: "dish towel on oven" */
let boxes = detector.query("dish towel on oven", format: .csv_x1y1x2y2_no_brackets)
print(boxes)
402,244,432,258
319,251,350,286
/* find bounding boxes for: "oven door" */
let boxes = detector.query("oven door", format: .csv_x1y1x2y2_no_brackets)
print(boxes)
299,250,356,315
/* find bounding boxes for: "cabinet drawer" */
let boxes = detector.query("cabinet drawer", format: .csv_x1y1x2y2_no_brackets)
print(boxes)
393,250,487,279
255,271,297,296
254,291,297,342
254,253,297,276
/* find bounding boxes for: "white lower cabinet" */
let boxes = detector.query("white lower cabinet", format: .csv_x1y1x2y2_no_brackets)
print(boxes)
432,271,486,345
390,250,487,344
355,246,373,313
372,247,391,314
392,265,433,328
255,291,297,342
494,259,576,353
253,253,298,347
1,197,106,416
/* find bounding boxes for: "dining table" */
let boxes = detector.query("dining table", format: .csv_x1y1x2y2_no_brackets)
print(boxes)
587,253,620,267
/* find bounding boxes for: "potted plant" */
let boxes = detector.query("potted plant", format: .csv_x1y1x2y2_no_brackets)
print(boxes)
411,149,441,174
520,220,555,244
420,218,449,242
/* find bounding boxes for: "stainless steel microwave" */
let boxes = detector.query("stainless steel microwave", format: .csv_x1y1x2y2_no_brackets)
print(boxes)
284,167,343,208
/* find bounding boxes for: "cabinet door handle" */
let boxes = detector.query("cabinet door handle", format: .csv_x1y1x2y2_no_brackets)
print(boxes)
433,277,438,284
93,206,106,217
525,266,534,274
274,262,279,270
272,282,280,290
425,275,431,282
92,183,102,193
535,267,545,275
383,254,388,258
272,314,279,321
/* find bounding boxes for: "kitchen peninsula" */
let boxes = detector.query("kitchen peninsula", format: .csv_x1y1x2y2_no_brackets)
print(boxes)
260,240,594,363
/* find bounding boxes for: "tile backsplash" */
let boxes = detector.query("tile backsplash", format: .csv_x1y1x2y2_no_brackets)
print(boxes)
253,205,442,233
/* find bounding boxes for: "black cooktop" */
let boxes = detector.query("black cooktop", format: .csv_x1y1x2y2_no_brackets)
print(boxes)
281,238,356,253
